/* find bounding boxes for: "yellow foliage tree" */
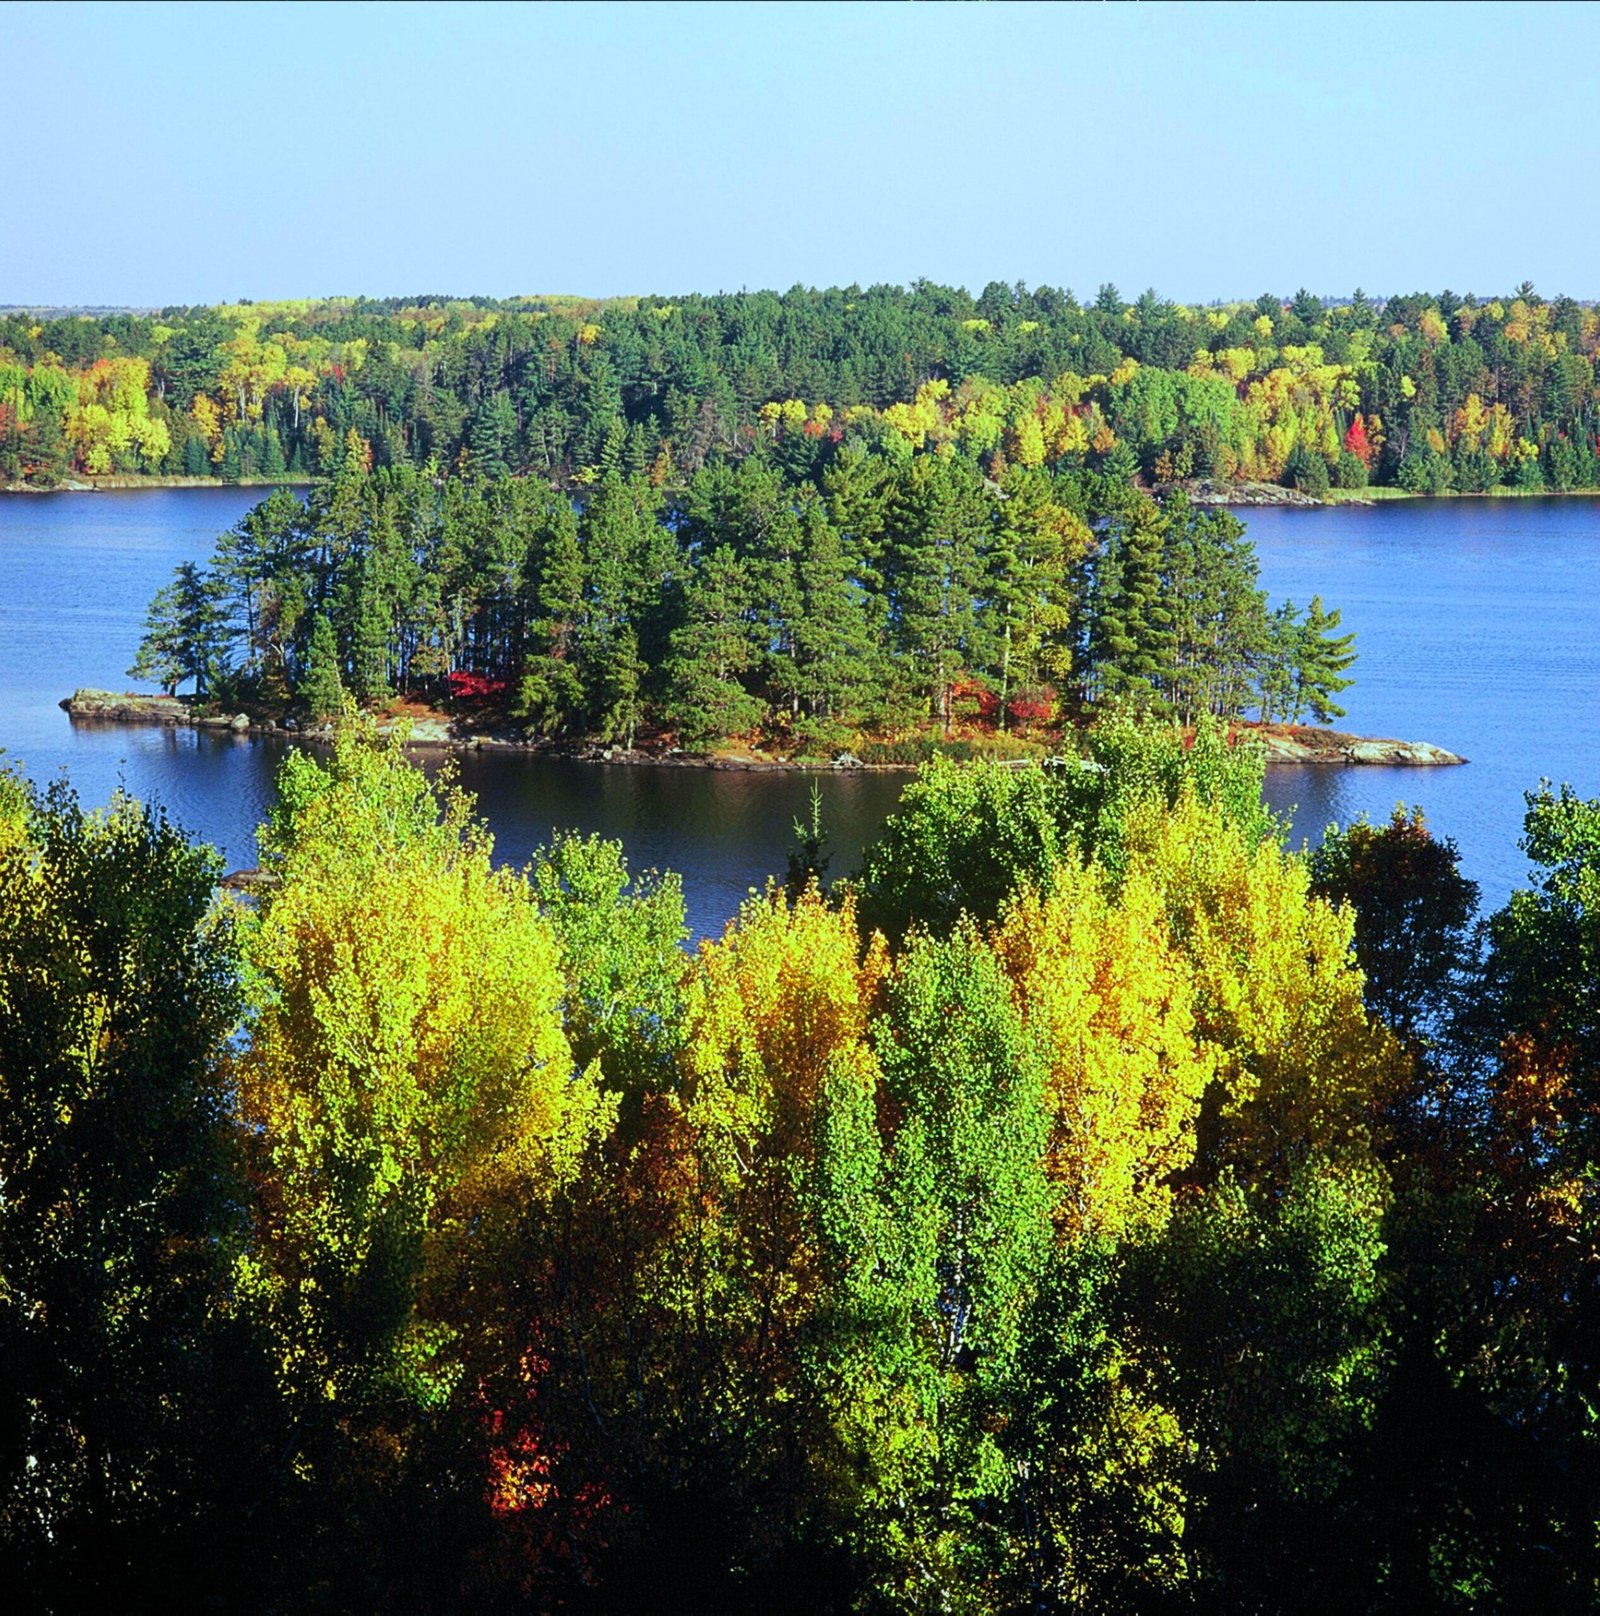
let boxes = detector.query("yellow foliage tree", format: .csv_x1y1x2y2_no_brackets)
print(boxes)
1119,789,1407,1178
236,728,611,1424
996,861,1214,1242
678,885,887,1174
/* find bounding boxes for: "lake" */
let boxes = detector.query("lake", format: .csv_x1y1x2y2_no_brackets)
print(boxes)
1,487,1597,934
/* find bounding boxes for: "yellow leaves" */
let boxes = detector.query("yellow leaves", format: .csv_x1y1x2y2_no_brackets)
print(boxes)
1253,314,1274,341
1418,309,1448,344
996,863,1213,1242
240,732,611,1255
1009,412,1047,469
1120,790,1406,1175
1109,359,1140,387
678,886,886,1166
1451,391,1489,450
1054,411,1090,459
190,395,222,446
576,321,602,346
882,379,953,451
1050,370,1088,408
760,398,812,439
1400,374,1417,400
1214,348,1256,385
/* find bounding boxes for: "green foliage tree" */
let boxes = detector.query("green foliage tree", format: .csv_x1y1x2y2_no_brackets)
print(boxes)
298,609,344,721
0,778,260,1602
1311,806,1479,1047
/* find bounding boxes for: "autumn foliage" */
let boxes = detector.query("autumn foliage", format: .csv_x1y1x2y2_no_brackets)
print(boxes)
4,729,1600,1609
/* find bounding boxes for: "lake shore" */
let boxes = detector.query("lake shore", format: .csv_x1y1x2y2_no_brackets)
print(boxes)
3,475,314,494
59,689,1467,771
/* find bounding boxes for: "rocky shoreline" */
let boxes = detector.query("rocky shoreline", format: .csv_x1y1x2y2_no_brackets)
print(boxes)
1247,723,1465,767
1174,478,1367,508
61,689,1467,772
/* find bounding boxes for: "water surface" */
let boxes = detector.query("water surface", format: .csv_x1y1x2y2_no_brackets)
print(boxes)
1248,497,1600,912
3,488,1598,932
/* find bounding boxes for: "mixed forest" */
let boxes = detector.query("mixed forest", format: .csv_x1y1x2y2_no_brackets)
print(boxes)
3,725,1599,1612
5,280,1600,496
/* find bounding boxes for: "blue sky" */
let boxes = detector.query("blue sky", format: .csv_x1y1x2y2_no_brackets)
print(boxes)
4,0,1595,307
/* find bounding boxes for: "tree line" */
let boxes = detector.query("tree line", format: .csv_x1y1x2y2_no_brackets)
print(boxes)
134,456,1355,751
3,725,1598,1610
5,280,1600,495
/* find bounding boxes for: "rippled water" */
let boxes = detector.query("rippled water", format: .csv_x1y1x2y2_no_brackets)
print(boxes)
3,488,1597,932
1249,498,1600,912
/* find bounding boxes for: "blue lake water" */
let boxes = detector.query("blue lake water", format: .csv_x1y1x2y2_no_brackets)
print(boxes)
1,488,1597,932
1249,498,1600,913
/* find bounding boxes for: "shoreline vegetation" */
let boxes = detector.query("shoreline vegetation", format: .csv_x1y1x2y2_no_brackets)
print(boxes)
60,687,1466,769
10,471,1600,505
7,283,1600,505
117,462,1375,764
2,473,313,493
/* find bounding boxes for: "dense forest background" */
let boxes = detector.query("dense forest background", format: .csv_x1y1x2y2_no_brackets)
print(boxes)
5,280,1599,495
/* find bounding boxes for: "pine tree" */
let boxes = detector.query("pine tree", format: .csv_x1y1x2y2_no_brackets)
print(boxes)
1086,498,1174,709
791,498,881,726
661,546,763,747
882,454,994,729
1294,595,1357,722
467,392,517,480
987,467,1088,726
127,562,226,697
299,611,345,722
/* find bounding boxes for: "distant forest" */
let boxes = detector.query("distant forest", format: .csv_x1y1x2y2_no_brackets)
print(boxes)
4,280,1599,494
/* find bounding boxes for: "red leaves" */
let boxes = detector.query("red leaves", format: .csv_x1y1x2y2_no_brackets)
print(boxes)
1343,414,1372,467
447,671,508,703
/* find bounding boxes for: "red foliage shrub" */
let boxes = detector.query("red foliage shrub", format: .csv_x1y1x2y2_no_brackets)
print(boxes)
448,671,508,703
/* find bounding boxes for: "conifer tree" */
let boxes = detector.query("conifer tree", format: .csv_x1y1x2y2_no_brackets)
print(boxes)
1294,595,1357,722
128,561,226,697
1087,498,1174,708
299,610,344,722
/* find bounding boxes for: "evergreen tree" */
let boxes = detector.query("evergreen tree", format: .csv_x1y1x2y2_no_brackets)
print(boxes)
127,561,226,697
516,494,587,733
299,610,345,721
1086,497,1175,709
882,454,994,728
467,390,517,480
790,497,882,725
1294,595,1357,722
985,468,1088,726
1161,499,1269,723
660,546,763,747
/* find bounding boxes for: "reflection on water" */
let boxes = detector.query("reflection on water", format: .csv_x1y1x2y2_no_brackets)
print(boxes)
444,754,908,937
5,489,1600,932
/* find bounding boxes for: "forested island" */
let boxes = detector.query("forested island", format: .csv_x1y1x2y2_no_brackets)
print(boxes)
3,724,1596,1610
4,280,1598,497
116,457,1364,760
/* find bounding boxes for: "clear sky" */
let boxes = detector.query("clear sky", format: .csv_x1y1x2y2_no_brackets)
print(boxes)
5,0,1595,308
